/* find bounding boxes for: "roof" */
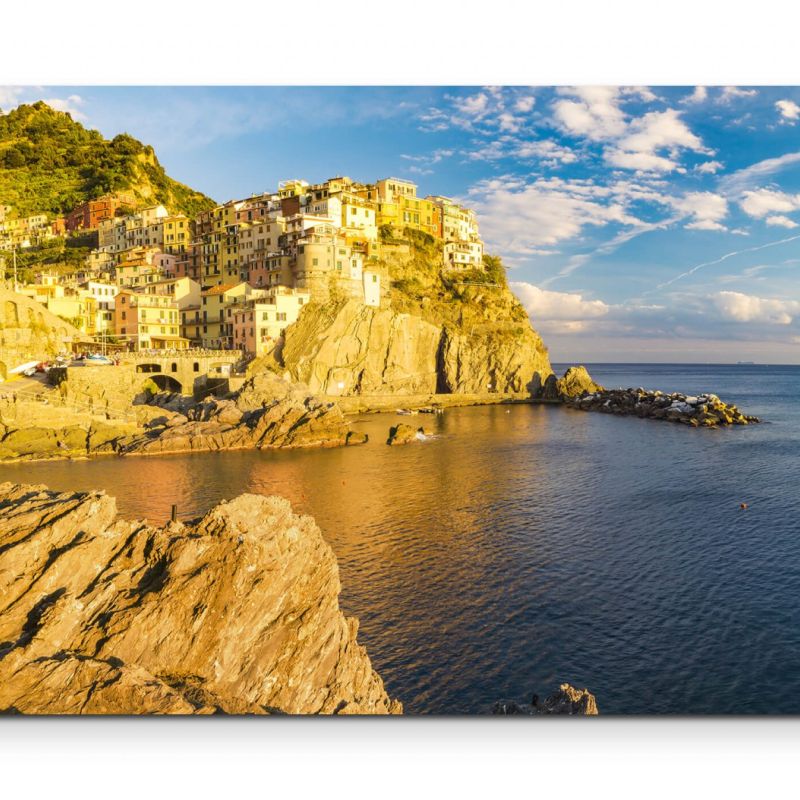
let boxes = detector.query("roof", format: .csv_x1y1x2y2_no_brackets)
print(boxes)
202,283,237,296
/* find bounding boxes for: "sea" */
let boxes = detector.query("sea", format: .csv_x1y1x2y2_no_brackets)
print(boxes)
2,363,798,714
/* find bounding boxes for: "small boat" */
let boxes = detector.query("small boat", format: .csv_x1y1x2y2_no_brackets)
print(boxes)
396,408,417,416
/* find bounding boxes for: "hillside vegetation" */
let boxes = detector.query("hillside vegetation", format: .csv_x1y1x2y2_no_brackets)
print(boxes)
0,102,215,218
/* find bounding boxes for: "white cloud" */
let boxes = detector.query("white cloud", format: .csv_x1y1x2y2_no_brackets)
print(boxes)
719,86,758,103
468,177,645,252
552,86,627,141
554,91,709,174
765,215,798,228
40,94,87,121
620,86,659,102
673,191,729,231
510,282,610,329
497,112,522,132
0,86,24,110
719,151,800,197
712,291,800,325
740,188,800,219
514,96,535,113
695,160,723,174
604,148,678,173
776,99,800,123
453,91,490,120
512,139,577,165
613,108,709,166
681,86,708,105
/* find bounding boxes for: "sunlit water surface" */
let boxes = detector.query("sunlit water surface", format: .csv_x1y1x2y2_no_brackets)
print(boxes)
3,363,798,713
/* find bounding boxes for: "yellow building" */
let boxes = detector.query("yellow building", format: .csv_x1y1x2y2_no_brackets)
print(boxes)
199,281,259,348
161,215,192,255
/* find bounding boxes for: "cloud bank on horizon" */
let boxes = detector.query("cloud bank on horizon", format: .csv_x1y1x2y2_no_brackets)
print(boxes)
3,84,800,362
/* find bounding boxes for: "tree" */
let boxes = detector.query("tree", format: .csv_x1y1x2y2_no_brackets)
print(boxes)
4,147,25,168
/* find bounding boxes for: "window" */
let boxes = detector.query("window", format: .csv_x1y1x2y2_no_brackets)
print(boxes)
277,312,287,321
171,363,178,373
312,257,319,266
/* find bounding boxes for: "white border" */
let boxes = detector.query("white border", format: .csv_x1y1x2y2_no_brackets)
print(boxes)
3,1,800,796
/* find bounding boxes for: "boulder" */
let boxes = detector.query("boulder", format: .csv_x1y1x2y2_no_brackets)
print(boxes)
492,683,599,715
0,483,402,715
386,423,431,445
557,365,604,398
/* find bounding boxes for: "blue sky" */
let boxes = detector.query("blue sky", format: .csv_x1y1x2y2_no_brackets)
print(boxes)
3,85,800,363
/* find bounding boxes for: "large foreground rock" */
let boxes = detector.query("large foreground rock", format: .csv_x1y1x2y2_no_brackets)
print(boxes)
0,483,401,715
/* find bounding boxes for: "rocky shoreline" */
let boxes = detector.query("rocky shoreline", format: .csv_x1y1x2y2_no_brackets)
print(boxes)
0,364,762,464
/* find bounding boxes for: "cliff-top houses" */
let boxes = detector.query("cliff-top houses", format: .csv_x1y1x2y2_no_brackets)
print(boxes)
4,175,486,355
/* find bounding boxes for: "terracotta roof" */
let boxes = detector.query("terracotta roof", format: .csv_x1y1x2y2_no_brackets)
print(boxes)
202,283,237,296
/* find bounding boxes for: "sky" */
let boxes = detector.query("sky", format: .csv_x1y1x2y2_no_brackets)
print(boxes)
2,85,800,363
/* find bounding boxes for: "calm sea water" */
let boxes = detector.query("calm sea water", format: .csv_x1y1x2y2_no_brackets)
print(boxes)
2,363,798,714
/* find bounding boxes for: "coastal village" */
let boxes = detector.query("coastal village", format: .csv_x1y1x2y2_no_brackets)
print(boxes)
0,176,485,363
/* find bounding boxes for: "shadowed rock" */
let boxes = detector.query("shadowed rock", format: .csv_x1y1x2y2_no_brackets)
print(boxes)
492,684,599,715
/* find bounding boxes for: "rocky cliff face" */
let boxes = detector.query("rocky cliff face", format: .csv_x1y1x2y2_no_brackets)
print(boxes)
280,261,552,398
0,482,401,714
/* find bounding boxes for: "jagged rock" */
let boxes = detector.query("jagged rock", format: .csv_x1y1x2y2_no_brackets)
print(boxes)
492,684,599,715
386,423,431,445
0,483,402,715
557,365,604,398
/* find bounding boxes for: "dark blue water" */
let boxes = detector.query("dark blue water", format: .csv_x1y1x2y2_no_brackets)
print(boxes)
2,363,798,714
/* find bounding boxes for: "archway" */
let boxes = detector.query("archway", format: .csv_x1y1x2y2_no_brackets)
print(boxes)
149,374,183,393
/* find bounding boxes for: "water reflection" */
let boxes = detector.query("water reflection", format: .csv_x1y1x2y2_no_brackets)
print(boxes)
3,367,799,714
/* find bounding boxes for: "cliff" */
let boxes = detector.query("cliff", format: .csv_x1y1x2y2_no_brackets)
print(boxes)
279,234,552,398
0,102,214,218
0,482,401,714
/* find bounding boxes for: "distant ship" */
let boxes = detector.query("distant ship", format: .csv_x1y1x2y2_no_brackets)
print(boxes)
736,361,756,365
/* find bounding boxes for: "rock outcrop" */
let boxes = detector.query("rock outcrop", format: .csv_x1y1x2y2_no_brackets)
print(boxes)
563,387,760,427
386,423,432,445
120,372,359,456
556,365,604,398
492,684,599,715
0,372,361,461
0,483,401,715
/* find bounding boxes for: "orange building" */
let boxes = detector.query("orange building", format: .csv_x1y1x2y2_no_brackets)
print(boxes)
65,193,136,232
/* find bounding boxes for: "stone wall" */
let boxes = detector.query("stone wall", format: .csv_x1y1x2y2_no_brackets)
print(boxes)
0,287,81,379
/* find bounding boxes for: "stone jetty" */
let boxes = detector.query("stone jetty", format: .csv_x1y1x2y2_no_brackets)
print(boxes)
563,386,759,427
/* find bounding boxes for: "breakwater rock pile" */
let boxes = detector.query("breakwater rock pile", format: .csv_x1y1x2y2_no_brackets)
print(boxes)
492,684,599,715
0,482,401,715
564,386,760,427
